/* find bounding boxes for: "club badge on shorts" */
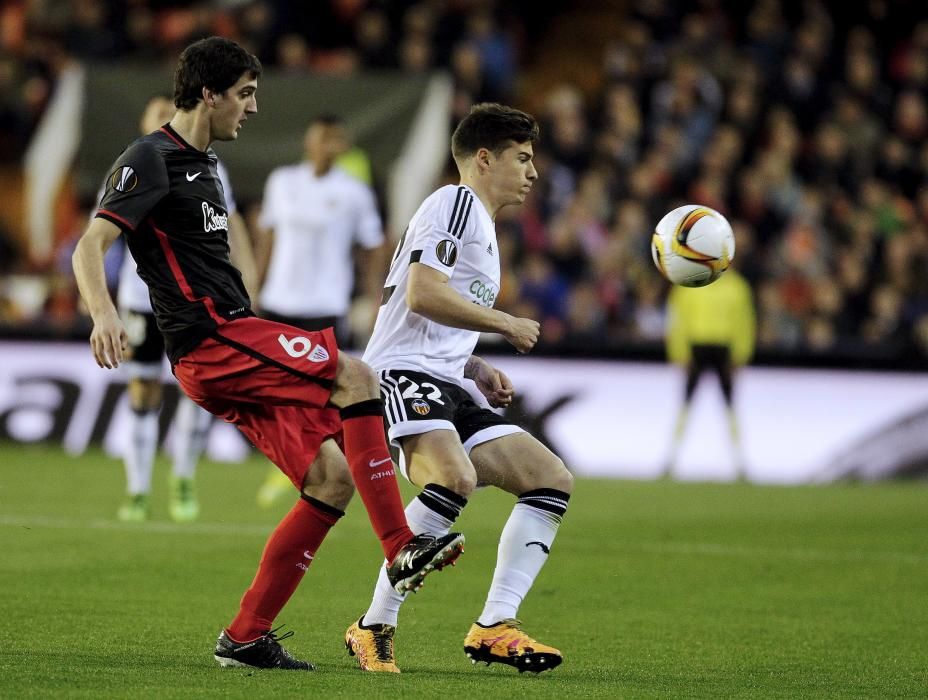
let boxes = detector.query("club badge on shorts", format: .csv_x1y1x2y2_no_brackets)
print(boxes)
412,399,430,415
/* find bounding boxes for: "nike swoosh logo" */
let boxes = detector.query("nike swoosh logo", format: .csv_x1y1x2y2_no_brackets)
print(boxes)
526,541,550,554
369,457,392,468
186,171,201,181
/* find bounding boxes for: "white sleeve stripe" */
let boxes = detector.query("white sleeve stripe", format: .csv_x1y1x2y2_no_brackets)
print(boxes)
451,194,474,239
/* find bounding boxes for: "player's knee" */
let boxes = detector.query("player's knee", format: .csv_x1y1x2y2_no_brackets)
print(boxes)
447,473,477,498
301,441,356,510
551,459,574,494
427,465,477,499
302,463,355,511
537,456,573,494
332,355,379,406
127,377,162,411
302,478,354,512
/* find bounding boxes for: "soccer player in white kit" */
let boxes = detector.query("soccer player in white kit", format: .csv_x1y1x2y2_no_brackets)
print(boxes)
253,114,385,507
255,114,384,338
345,103,573,674
113,95,257,522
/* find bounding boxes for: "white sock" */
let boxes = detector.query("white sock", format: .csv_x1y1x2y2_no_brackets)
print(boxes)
171,397,211,479
125,409,158,495
404,490,457,537
363,485,462,627
477,489,569,626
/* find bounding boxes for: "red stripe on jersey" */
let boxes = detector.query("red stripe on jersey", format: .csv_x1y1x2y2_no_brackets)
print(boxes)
159,127,186,149
151,222,224,324
97,209,135,231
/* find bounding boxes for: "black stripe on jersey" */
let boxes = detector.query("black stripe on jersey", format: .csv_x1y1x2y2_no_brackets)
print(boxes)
410,250,422,264
210,331,334,389
447,187,464,235
451,193,474,239
381,285,396,306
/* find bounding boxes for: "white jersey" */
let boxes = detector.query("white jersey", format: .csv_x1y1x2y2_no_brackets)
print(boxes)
258,163,384,317
363,184,498,384
115,160,237,312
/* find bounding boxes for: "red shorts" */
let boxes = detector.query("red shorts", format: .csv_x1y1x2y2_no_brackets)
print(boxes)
173,316,342,488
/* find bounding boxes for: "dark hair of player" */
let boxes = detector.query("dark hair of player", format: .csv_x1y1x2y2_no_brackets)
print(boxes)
311,113,344,127
173,36,263,111
451,103,539,160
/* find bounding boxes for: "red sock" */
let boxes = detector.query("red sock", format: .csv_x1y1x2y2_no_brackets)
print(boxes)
226,497,341,642
340,400,413,561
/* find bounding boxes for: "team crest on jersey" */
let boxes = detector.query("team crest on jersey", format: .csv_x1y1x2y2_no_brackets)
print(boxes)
435,239,458,266
411,399,430,415
110,166,138,193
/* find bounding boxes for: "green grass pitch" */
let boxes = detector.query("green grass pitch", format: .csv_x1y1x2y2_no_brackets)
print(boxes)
1,444,926,698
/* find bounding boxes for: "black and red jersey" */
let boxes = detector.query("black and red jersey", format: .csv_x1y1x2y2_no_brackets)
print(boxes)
96,123,253,363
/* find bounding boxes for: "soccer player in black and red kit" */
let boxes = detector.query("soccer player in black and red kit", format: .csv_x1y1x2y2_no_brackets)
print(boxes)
71,36,464,671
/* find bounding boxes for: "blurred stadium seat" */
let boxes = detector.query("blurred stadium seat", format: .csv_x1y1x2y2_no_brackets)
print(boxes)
1,0,926,369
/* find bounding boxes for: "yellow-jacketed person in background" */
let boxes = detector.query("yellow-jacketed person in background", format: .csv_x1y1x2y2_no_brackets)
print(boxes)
664,268,755,479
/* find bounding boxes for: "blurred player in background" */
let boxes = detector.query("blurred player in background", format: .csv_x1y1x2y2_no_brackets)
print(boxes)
113,94,259,523
253,113,385,508
663,266,756,479
345,103,572,674
72,36,464,672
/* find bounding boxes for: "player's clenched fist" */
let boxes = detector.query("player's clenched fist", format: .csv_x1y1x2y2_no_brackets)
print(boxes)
503,314,540,354
467,355,515,408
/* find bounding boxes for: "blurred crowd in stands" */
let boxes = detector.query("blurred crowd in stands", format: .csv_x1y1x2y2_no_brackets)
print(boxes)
1,0,927,367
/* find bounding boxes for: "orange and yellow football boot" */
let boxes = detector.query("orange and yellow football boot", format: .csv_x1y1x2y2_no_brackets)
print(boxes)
463,619,562,673
345,617,401,673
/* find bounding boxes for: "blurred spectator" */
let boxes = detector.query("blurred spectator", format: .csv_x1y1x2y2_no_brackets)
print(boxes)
276,33,310,72
64,0,118,60
3,0,928,368
355,8,396,69
464,9,517,100
518,252,569,330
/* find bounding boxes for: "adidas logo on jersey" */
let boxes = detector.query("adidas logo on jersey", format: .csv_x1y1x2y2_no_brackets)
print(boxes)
486,242,493,256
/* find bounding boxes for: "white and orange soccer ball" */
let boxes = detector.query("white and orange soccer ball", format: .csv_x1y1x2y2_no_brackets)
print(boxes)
650,205,735,287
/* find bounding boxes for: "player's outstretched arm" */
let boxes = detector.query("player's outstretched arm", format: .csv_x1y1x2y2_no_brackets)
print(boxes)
407,262,539,353
72,218,127,369
464,355,514,407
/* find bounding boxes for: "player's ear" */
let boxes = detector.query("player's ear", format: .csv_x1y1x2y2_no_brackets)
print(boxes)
202,87,216,108
476,147,491,171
